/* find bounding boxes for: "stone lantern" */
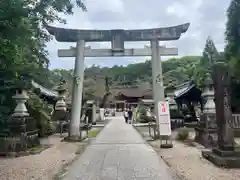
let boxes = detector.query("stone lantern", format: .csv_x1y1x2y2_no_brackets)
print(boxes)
195,73,217,147
53,79,68,135
12,89,29,117
165,81,178,118
55,79,67,112
5,81,40,155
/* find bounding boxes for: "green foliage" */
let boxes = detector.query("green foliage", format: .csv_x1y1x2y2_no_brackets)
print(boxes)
224,0,240,109
88,129,101,138
193,37,218,86
0,0,86,137
135,106,154,123
27,91,55,136
225,0,240,61
48,56,202,108
176,127,189,141
163,56,201,85
55,56,201,92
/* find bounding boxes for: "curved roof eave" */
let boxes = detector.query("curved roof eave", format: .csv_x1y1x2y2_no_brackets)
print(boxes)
45,23,190,42
31,81,58,98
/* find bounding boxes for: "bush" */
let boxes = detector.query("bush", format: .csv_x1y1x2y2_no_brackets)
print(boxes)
46,121,57,135
88,129,100,138
176,127,189,141
139,114,154,123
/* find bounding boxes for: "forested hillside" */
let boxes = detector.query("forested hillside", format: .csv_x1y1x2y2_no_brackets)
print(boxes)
46,35,240,107
49,56,201,90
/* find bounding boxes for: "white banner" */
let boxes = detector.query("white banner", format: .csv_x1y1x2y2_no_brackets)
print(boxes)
157,101,171,136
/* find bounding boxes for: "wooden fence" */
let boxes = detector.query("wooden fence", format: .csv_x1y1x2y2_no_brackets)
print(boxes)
232,114,240,129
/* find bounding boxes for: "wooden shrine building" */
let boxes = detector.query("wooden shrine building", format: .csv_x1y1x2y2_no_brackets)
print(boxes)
174,80,202,121
108,87,153,111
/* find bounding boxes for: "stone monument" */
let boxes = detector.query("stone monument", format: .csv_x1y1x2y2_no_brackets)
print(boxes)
202,59,240,168
46,23,190,139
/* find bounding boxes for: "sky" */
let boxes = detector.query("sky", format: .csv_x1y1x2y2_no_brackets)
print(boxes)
47,0,231,69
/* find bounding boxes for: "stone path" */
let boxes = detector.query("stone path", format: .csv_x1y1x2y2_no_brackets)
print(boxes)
62,116,178,180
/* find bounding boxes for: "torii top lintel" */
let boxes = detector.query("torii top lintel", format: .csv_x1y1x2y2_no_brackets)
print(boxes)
45,23,190,42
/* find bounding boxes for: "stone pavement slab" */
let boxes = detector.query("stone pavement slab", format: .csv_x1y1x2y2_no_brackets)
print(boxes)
62,116,179,180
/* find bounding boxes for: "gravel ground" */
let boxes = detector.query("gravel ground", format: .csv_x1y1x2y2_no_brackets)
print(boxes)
148,136,240,180
0,134,83,180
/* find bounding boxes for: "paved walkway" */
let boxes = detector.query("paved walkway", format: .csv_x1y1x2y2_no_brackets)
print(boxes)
63,116,178,180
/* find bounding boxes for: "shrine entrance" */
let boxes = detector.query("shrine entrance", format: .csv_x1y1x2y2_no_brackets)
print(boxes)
46,23,190,138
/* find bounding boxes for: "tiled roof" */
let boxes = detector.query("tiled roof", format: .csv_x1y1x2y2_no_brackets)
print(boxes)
112,87,152,98
31,81,58,97
174,80,202,100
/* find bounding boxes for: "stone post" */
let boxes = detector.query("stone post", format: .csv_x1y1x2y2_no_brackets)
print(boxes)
69,40,85,139
213,62,234,150
92,103,96,125
100,108,105,121
202,60,240,168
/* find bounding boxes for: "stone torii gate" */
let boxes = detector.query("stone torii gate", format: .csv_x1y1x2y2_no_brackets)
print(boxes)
46,23,190,139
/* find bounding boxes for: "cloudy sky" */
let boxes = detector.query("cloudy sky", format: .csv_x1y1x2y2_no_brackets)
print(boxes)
47,0,231,69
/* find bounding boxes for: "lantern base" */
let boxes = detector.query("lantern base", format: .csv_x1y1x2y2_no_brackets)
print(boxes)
202,149,240,168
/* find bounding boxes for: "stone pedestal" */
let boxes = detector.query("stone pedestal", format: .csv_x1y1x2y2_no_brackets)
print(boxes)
202,148,240,168
202,61,240,168
6,116,39,152
86,100,96,125
92,103,96,125
195,73,218,148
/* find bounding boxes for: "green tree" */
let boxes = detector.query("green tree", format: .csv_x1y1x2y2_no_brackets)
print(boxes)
225,0,240,75
225,0,240,58
193,37,218,86
0,0,86,117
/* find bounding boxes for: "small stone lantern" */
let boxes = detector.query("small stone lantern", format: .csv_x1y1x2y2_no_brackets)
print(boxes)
53,79,68,136
202,74,216,117
12,89,29,117
55,79,67,112
165,81,178,119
